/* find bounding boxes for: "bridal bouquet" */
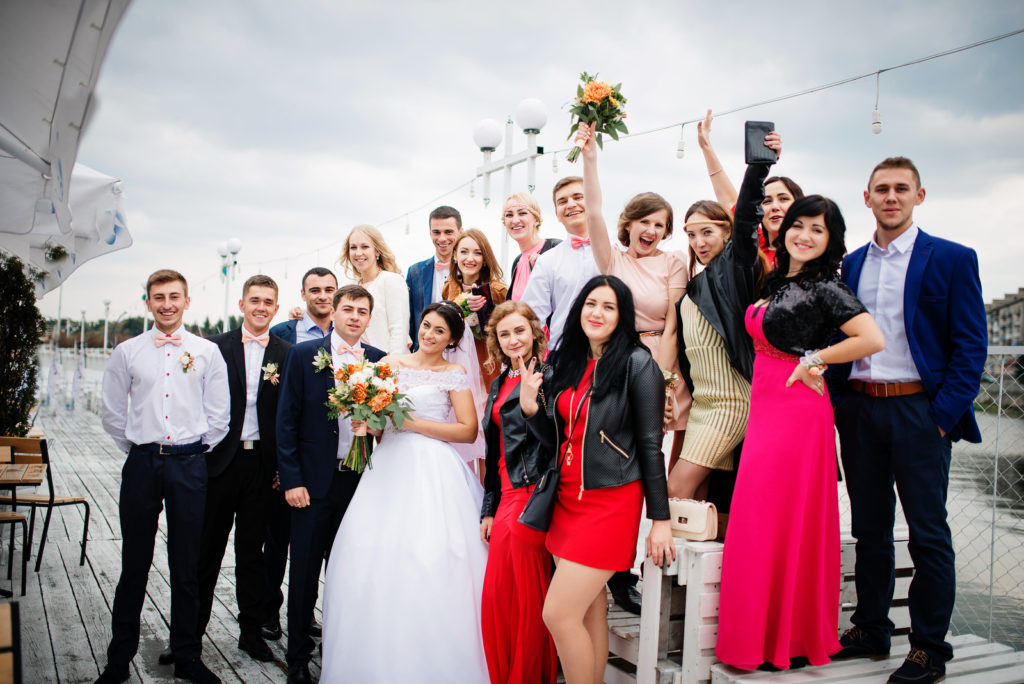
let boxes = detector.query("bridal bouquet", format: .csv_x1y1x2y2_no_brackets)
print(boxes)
566,72,628,162
452,292,485,340
325,359,414,473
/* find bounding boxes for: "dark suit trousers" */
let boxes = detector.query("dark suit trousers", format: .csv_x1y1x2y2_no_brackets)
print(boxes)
836,391,955,663
196,445,270,638
262,488,291,625
286,467,360,665
107,445,207,666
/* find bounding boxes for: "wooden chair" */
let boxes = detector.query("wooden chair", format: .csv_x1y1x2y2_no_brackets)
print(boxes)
0,601,23,683
0,437,89,571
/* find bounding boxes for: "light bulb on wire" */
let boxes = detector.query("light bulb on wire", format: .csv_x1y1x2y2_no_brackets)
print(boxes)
676,125,686,159
871,109,882,135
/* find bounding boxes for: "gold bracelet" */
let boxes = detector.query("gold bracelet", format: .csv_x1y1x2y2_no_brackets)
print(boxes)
709,168,723,177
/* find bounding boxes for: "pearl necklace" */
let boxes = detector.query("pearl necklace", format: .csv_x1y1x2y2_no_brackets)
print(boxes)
508,369,521,378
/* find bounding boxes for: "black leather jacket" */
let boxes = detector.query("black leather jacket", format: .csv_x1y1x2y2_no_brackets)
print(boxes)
528,347,670,520
480,366,554,519
676,163,771,389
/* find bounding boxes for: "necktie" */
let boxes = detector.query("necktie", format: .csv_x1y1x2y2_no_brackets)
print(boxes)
434,260,450,272
335,342,364,359
154,334,182,348
570,236,591,249
242,330,269,347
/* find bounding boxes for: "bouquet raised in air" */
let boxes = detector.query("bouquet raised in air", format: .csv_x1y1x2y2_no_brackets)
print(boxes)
325,359,414,473
566,72,628,162
452,292,485,340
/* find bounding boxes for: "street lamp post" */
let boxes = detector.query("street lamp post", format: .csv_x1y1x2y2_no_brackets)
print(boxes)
473,98,548,269
103,299,111,352
80,309,86,358
218,238,242,333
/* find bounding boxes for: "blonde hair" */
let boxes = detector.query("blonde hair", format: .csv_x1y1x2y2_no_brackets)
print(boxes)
339,224,400,281
501,193,542,233
451,228,504,285
484,300,546,373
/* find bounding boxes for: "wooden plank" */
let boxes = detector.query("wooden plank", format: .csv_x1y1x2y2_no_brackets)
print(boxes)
39,541,99,682
84,539,145,682
63,539,119,676
0,603,10,649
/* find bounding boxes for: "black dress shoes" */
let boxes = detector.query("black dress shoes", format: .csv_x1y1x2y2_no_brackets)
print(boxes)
238,632,274,662
158,645,175,665
287,661,312,684
95,664,130,684
612,584,643,615
888,649,945,684
262,618,283,641
173,657,221,684
833,626,891,660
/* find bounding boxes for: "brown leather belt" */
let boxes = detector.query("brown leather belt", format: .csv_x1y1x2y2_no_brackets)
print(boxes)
849,379,926,398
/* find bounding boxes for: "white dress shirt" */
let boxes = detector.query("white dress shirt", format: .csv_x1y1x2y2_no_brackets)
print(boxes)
850,224,921,383
520,239,601,351
239,327,266,441
295,310,333,344
330,332,363,460
102,326,230,453
431,261,450,304
359,270,411,355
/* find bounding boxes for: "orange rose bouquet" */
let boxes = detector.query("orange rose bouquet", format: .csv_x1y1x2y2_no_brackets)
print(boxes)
566,72,628,162
325,359,414,473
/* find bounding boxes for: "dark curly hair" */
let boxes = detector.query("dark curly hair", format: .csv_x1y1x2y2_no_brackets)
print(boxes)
766,194,847,293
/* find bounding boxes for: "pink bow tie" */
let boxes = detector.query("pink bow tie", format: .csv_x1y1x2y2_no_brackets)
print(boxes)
154,334,182,348
570,236,591,249
242,330,269,347
335,343,363,358
434,260,450,272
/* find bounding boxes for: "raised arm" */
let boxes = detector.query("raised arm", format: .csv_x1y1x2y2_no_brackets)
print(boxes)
697,109,739,209
577,122,614,274
731,133,780,266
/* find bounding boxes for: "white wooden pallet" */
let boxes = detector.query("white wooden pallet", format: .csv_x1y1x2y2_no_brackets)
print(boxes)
606,531,916,684
710,634,1024,683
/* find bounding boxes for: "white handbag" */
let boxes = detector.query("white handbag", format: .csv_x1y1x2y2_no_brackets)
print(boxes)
668,498,718,540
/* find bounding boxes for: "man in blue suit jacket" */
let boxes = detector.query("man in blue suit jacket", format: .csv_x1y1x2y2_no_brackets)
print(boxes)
406,205,461,349
831,157,986,684
275,284,385,683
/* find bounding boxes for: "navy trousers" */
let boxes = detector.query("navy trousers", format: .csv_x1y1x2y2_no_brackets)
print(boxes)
836,391,955,663
106,444,207,666
285,467,360,666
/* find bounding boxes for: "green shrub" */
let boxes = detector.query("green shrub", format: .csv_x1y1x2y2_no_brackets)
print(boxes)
0,254,47,436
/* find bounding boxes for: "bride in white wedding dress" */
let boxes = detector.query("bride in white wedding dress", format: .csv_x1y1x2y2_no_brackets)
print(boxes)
320,302,490,683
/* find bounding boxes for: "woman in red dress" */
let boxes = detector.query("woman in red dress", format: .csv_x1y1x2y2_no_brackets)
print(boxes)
479,301,557,684
520,275,676,684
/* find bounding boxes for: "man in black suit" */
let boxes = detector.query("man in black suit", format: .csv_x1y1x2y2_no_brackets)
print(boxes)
276,284,385,683
158,275,290,665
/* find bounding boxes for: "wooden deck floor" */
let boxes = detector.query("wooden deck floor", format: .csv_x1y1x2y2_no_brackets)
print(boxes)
6,409,310,683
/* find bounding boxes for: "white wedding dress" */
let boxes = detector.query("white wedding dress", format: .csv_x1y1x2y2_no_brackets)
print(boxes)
320,367,490,683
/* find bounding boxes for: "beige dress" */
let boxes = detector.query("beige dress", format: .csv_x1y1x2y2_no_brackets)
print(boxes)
606,248,692,429
677,296,750,471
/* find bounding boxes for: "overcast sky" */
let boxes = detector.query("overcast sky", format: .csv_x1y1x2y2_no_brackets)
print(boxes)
41,0,1024,327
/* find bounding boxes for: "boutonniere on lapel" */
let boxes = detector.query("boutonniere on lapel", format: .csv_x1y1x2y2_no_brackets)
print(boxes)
262,362,280,386
313,347,333,374
179,351,196,374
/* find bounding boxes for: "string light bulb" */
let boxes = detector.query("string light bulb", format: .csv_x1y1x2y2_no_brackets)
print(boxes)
469,179,475,199
552,154,558,174
676,124,686,159
872,71,883,134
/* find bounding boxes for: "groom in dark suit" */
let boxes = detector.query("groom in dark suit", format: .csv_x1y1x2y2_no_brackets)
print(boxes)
405,205,461,350
831,157,986,684
158,275,290,666
276,284,386,683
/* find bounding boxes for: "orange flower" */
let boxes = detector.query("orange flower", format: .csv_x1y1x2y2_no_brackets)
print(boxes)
368,390,391,413
334,367,347,381
377,364,392,379
347,363,361,375
582,80,613,104
352,383,368,403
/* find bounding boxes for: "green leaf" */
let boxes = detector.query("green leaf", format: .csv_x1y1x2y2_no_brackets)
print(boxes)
596,133,604,149
607,127,619,141
577,84,584,98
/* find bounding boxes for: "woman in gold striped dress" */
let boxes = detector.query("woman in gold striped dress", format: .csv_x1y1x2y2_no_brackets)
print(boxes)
665,132,780,500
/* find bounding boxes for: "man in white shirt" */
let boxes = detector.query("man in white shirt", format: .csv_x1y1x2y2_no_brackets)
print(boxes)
406,205,461,349
832,158,987,684
521,176,601,352
97,269,229,684
275,285,386,683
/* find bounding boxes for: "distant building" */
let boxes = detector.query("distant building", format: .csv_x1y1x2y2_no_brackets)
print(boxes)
987,287,1024,346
